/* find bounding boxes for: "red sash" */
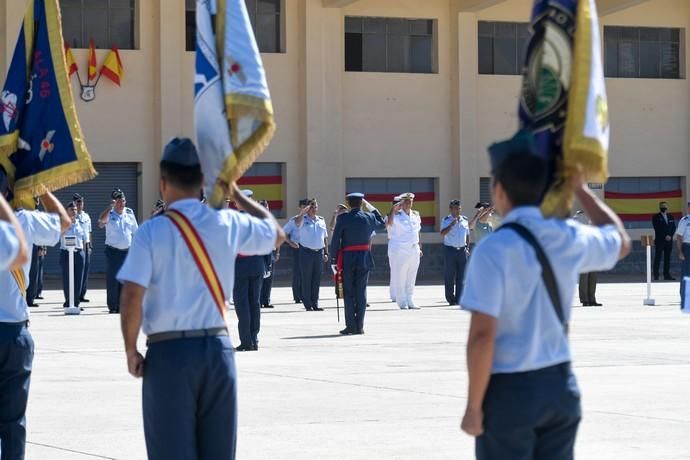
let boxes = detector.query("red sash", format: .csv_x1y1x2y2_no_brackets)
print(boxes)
334,244,371,279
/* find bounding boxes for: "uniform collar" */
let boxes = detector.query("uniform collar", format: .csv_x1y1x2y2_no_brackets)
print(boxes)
502,206,542,224
168,198,201,211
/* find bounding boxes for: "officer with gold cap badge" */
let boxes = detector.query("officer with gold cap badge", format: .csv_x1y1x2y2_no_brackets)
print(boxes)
330,193,385,334
387,195,401,303
118,138,284,459
387,192,422,309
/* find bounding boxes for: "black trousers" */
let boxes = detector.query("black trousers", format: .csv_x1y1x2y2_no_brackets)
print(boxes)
477,363,581,460
81,247,91,299
26,246,42,304
261,257,273,306
0,323,34,460
60,249,85,307
578,272,597,304
653,240,673,278
290,246,301,302
105,246,128,311
234,275,262,347
299,246,324,309
444,246,468,305
343,264,369,331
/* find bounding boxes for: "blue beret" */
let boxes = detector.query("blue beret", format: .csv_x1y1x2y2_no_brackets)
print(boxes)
488,130,539,172
162,137,200,167
347,193,364,199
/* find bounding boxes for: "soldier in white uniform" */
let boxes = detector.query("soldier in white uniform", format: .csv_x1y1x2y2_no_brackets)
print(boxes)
99,188,139,313
675,201,690,309
387,195,401,302
387,192,422,310
60,202,87,309
118,138,284,459
74,193,92,302
0,190,68,459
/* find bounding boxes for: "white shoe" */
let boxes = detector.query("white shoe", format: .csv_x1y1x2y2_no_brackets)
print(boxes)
398,304,408,310
408,303,420,310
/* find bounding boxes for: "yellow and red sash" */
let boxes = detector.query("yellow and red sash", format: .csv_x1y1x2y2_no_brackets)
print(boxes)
165,209,227,321
11,268,26,298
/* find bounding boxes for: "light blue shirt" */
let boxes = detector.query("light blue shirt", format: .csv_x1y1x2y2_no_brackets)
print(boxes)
297,215,328,250
117,199,278,335
0,210,61,322
283,216,300,244
104,208,138,249
460,206,622,374
60,221,86,250
441,214,469,248
77,211,92,243
0,221,20,271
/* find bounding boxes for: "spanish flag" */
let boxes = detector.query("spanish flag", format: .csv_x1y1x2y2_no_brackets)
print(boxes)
349,192,437,229
100,47,124,86
194,0,276,208
87,38,97,81
64,42,78,77
0,0,96,207
605,189,683,222
237,174,283,214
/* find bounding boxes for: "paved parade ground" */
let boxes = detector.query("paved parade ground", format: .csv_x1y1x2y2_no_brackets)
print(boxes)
22,282,690,459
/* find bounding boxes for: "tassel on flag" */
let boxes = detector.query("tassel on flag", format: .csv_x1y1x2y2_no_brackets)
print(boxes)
64,42,78,77
87,39,97,81
100,47,124,86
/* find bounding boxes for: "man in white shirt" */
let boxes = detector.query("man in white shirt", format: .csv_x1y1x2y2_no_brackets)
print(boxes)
675,201,690,309
60,202,86,309
74,193,93,302
460,132,631,458
387,192,422,309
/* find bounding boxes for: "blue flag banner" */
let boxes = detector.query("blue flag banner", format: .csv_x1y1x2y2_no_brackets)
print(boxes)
195,0,276,208
518,0,609,216
0,0,95,208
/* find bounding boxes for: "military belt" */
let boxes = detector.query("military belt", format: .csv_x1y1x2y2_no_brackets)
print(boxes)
146,327,228,345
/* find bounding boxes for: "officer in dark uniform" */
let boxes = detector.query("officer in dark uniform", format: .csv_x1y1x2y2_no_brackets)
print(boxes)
234,190,267,351
259,200,276,309
330,193,385,335
652,201,676,280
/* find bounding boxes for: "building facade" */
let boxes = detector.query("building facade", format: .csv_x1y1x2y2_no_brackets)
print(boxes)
1,0,688,276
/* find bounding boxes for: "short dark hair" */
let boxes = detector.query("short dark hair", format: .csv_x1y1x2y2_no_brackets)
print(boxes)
160,160,203,190
347,197,363,208
492,154,548,207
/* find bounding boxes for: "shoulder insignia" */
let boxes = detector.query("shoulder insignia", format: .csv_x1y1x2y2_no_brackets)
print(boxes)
412,210,420,216
125,208,134,214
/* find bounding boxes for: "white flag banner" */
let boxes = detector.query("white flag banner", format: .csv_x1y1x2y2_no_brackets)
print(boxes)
194,0,275,207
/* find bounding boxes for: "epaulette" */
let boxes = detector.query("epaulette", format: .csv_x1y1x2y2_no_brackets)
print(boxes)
412,210,420,216
125,208,134,214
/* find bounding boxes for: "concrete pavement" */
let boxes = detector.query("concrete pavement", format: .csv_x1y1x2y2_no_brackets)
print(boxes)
22,281,690,459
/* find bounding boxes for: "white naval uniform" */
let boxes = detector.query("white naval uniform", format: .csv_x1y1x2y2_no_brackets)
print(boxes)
386,216,397,302
388,209,422,308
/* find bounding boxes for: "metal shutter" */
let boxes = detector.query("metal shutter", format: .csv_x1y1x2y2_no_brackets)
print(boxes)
43,162,140,275
479,177,491,204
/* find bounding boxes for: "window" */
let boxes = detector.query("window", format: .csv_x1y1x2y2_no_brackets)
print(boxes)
479,177,491,204
345,17,436,74
185,0,283,53
61,0,136,49
237,163,286,218
604,176,684,229
604,26,682,79
478,21,529,75
346,178,437,232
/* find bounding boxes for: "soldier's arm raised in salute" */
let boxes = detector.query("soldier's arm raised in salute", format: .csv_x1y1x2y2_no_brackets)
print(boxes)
98,200,115,228
40,191,71,233
386,202,401,227
0,194,28,270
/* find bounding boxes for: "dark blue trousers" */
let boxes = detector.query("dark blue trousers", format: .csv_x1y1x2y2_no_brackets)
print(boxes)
0,323,34,460
343,264,370,331
80,247,91,300
233,275,262,347
60,249,85,308
476,363,581,460
260,258,273,306
105,246,128,311
299,246,323,309
291,246,301,302
681,244,690,309
143,336,237,460
26,246,40,304
444,245,468,305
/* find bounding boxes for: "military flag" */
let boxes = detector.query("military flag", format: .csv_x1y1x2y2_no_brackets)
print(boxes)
194,0,276,208
0,0,96,208
100,46,124,86
87,39,97,82
518,0,609,216
64,42,78,77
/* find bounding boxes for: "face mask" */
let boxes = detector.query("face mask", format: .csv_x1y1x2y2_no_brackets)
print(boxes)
660,207,668,212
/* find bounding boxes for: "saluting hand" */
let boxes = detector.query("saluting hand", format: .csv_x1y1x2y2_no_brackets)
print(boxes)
127,350,145,378
461,407,484,437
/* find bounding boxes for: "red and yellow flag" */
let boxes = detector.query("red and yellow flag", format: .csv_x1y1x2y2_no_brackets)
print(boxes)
605,189,684,222
237,174,283,214
365,193,437,228
87,39,97,81
64,42,78,77
100,46,124,86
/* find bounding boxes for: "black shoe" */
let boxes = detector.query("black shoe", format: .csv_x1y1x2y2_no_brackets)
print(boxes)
261,304,275,309
28,302,38,307
357,329,365,335
591,302,603,306
294,299,302,304
36,295,44,300
235,344,254,352
108,309,117,314
80,298,90,303
581,302,591,306
251,344,259,351
664,276,675,281
305,306,313,311
366,303,370,307
80,307,84,311
312,306,324,311
339,327,356,335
